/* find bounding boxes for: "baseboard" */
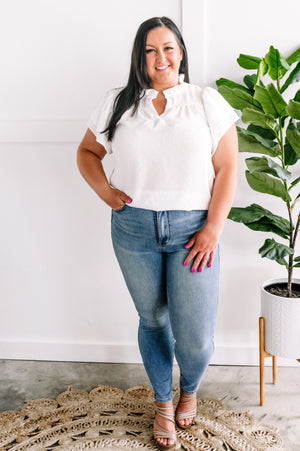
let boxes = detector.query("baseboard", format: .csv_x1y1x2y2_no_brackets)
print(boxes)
0,341,142,364
0,340,299,367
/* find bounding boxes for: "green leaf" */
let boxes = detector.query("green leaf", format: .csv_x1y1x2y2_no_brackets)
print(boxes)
218,86,262,111
286,121,300,157
286,100,300,120
265,46,290,80
241,108,278,130
280,61,300,93
266,84,288,117
276,258,289,268
239,127,279,149
294,90,300,102
259,238,294,261
254,84,287,118
290,176,300,189
216,78,249,93
237,128,281,157
246,156,291,180
254,85,277,117
247,124,276,140
286,47,300,65
294,256,300,262
292,193,300,210
245,171,291,202
256,58,268,85
294,262,300,268
243,74,256,92
237,54,261,69
228,204,290,239
284,141,299,166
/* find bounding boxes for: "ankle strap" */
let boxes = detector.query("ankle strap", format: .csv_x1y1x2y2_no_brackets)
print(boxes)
155,405,175,423
179,391,196,404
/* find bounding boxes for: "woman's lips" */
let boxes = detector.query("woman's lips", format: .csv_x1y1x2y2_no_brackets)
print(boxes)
155,65,169,72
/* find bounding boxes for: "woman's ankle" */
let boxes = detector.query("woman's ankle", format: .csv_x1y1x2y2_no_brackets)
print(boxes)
155,400,173,408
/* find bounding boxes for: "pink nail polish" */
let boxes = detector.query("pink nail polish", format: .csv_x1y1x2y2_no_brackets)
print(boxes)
198,268,202,272
184,244,189,248
127,198,132,203
208,264,211,268
184,262,188,266
192,268,195,273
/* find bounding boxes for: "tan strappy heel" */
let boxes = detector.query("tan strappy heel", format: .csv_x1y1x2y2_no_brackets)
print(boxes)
175,389,197,430
153,404,177,450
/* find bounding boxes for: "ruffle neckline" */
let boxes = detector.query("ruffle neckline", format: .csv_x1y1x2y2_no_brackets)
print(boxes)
144,73,185,100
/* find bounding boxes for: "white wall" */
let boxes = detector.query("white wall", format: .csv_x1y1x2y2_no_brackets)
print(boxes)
1,0,299,366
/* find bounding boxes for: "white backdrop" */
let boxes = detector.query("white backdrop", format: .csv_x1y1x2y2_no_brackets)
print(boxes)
0,0,299,366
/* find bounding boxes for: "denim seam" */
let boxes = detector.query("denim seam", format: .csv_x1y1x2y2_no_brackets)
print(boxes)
156,211,171,247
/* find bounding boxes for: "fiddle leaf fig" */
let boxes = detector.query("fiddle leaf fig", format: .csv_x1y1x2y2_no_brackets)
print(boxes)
216,78,249,93
294,89,300,102
265,46,290,80
245,156,291,180
237,54,261,69
284,141,299,166
280,61,300,93
286,48,300,65
286,100,300,120
245,171,291,202
256,59,268,85
228,204,290,239
217,45,300,296
286,121,300,157
237,128,281,157
259,238,294,260
291,193,300,210
247,124,276,140
217,86,262,111
254,83,288,118
243,74,257,93
254,85,278,117
290,176,300,189
241,108,278,130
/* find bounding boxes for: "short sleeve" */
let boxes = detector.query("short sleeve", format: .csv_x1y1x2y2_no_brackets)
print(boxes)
202,87,239,154
87,89,119,154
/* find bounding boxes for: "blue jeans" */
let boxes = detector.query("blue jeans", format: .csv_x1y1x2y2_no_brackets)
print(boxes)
111,205,219,403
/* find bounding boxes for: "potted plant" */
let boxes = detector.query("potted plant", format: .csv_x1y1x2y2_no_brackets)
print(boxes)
216,45,300,359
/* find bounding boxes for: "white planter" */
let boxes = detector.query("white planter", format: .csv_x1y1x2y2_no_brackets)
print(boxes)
261,278,300,359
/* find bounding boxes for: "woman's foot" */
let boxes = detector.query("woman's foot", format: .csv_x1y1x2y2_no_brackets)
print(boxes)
153,401,177,450
175,389,197,429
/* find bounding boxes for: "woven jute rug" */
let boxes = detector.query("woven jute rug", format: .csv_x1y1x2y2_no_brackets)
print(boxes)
0,384,285,450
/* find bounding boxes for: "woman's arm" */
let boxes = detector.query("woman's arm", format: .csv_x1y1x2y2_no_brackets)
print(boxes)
183,123,238,272
77,128,132,210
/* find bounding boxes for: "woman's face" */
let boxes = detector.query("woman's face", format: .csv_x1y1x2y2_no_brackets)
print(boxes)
145,26,183,91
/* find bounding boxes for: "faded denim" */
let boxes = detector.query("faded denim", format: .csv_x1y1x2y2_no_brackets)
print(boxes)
111,205,219,403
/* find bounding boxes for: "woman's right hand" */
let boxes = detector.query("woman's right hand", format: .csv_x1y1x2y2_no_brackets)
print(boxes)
77,130,132,210
105,187,132,210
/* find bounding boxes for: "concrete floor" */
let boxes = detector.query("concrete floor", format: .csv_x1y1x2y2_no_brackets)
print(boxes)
0,361,299,450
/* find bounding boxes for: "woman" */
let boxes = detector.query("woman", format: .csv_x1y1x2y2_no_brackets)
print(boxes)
77,16,238,450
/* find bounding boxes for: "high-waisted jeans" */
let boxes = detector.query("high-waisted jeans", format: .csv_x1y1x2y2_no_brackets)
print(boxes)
111,205,219,403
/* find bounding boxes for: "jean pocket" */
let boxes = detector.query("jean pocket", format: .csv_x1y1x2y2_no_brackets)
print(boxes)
112,204,127,213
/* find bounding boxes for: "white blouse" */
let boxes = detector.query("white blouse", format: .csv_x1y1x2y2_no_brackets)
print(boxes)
87,74,239,211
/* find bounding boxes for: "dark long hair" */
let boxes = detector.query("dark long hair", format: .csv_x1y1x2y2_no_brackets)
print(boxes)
103,16,189,141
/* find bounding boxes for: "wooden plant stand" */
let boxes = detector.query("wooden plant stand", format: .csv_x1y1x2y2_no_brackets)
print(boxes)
259,316,300,406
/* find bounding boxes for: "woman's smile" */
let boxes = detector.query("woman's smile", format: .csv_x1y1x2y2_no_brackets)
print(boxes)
145,27,183,91
155,65,170,72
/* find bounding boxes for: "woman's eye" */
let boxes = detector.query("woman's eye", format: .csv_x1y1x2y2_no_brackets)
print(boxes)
145,49,155,53
165,47,173,51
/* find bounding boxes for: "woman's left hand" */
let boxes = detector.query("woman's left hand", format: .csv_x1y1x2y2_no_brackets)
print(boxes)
183,224,219,273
